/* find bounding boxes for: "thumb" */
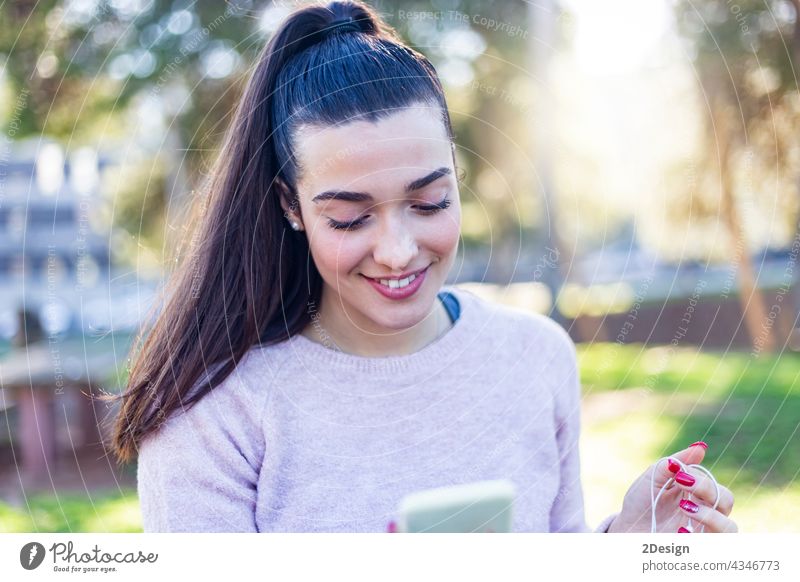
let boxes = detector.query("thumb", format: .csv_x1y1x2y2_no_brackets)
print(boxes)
655,441,708,484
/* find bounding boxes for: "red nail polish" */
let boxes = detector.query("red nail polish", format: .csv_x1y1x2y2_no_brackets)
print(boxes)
667,458,681,473
675,471,696,486
679,499,699,513
677,526,691,533
689,441,708,449
387,520,398,533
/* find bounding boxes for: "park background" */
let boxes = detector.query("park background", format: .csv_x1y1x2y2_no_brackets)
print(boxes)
1,0,799,532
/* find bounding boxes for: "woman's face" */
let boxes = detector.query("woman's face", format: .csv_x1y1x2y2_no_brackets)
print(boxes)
284,105,461,336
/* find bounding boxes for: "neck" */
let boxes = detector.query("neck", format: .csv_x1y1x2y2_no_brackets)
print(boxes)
301,290,452,357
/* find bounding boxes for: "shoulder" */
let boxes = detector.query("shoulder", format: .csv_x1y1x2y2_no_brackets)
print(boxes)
139,347,274,455
192,349,275,419
450,283,578,411
450,283,576,362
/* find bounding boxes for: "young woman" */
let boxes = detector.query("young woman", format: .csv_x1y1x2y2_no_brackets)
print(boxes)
110,1,737,534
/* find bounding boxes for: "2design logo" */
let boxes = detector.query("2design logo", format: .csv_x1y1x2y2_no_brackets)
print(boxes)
20,542,46,570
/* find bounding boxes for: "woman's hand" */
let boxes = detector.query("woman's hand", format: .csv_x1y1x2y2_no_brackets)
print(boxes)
607,442,738,533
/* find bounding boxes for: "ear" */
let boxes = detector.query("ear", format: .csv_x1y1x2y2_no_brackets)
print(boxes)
277,179,304,228
279,195,296,220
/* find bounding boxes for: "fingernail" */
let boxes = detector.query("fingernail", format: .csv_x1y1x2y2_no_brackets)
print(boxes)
689,441,708,449
667,458,681,473
387,520,398,533
675,471,696,486
677,526,691,533
679,499,700,513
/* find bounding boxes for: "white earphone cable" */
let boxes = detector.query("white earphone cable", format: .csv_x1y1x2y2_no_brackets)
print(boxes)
650,457,721,533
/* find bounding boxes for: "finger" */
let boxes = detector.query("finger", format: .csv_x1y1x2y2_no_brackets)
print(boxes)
718,485,735,516
678,441,708,466
678,498,738,533
673,470,735,516
656,442,708,485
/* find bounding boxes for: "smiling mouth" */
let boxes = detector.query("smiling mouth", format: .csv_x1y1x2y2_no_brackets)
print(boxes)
362,265,430,288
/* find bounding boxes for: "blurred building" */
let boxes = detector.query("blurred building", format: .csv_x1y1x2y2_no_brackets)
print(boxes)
0,140,155,484
0,140,154,341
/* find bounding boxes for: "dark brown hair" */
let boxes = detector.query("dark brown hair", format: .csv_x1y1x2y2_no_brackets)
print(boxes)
107,1,455,464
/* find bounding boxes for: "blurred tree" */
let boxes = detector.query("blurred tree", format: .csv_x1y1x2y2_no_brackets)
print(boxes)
673,0,800,353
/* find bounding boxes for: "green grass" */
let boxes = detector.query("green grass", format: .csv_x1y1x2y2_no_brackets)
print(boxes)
0,489,141,533
579,342,800,398
2,343,798,532
579,342,800,532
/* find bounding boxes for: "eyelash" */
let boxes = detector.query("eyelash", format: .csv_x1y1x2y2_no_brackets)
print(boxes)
326,197,452,231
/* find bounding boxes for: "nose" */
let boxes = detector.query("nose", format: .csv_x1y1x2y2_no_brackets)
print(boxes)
372,214,419,273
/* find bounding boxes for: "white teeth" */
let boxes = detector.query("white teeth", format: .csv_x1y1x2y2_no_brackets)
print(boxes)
378,273,416,288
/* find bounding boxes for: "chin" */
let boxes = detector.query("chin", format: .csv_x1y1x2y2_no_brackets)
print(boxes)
363,297,433,331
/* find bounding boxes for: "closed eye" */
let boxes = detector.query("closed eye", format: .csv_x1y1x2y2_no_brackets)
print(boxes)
416,197,452,214
326,196,452,231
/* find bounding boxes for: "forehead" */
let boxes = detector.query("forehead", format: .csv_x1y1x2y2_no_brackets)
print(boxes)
294,106,451,193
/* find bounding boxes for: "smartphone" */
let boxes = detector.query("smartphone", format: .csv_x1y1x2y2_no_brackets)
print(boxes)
395,479,516,533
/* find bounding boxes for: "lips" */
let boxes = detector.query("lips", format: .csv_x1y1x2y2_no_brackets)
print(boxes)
363,265,429,281
364,265,428,300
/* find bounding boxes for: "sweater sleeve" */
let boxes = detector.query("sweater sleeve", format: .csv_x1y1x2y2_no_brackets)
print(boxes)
544,321,620,533
136,370,266,532
594,512,619,533
541,318,595,533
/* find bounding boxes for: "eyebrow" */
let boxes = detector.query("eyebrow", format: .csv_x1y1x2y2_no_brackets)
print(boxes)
311,167,452,204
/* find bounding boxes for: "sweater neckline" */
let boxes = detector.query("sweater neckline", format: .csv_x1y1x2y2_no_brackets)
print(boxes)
287,286,476,375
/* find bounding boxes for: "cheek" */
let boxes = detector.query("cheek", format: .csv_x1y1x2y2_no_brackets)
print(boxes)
307,228,365,275
426,205,461,253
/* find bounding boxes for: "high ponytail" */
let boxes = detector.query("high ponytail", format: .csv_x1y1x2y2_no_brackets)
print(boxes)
108,1,455,464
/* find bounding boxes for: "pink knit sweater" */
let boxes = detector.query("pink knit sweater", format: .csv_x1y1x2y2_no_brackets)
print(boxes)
136,285,618,532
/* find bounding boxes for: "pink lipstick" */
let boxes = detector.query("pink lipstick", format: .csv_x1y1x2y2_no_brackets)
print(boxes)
363,266,428,300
